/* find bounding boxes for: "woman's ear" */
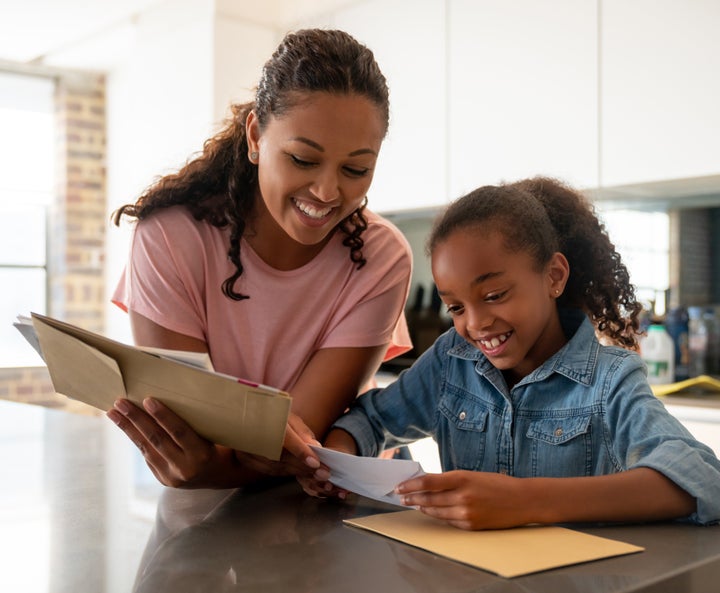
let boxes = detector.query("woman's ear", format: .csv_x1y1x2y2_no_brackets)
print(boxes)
547,252,570,298
245,110,260,159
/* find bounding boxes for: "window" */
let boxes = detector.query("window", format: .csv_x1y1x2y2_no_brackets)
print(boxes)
0,72,54,367
598,207,670,316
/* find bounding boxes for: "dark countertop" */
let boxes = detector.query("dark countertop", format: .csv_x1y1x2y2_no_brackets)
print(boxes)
2,399,719,593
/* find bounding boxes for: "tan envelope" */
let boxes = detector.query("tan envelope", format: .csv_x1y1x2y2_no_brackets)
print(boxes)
29,312,291,460
345,510,644,578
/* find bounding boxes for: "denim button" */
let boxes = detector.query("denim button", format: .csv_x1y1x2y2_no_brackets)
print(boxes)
554,428,563,437
459,411,467,421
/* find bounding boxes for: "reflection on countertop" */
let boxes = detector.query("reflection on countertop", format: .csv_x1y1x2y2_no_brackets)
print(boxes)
0,399,163,593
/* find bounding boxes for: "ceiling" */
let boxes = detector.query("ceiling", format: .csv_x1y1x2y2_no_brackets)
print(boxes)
0,0,358,69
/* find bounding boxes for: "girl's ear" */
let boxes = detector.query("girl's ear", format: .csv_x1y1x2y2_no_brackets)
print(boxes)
547,252,570,298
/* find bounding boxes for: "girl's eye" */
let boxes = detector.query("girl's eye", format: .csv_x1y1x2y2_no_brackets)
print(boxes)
290,155,316,168
445,304,464,316
484,290,508,303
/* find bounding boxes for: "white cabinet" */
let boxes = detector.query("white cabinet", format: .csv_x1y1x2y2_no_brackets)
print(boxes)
601,0,720,186
447,0,599,198
331,0,448,213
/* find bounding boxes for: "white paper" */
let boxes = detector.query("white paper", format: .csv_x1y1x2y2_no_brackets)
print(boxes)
309,446,426,505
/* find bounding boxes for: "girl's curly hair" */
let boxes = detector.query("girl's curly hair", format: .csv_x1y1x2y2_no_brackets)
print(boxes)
113,29,389,300
427,176,643,349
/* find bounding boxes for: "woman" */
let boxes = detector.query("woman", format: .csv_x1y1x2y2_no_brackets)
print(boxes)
108,29,413,489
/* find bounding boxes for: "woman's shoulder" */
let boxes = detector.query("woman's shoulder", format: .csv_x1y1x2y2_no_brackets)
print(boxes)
363,209,412,258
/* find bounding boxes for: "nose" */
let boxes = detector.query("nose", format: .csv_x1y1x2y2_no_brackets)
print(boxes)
311,167,341,203
464,305,493,335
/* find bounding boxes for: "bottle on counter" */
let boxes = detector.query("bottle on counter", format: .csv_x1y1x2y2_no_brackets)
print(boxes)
640,324,675,385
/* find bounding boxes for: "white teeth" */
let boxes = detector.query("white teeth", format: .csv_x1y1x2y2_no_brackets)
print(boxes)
480,332,510,349
293,199,332,219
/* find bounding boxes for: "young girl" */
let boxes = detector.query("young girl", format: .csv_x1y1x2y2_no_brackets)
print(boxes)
314,176,720,530
107,29,412,489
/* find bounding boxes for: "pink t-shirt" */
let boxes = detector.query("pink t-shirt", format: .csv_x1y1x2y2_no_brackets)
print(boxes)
112,206,412,392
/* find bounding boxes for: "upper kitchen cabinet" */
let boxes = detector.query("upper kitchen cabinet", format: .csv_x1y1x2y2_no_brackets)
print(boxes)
330,0,448,213
447,0,599,198
601,0,720,187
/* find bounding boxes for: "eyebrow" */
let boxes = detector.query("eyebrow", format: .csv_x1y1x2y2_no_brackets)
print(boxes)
291,136,378,157
437,271,503,296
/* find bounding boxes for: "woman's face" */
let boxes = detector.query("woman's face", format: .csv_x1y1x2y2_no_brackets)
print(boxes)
432,228,569,383
247,92,385,248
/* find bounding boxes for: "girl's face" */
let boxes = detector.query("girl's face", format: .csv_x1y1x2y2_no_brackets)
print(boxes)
432,228,569,384
246,92,384,251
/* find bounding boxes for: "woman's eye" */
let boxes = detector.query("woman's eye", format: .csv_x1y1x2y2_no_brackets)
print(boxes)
445,305,464,316
343,166,370,178
290,155,315,168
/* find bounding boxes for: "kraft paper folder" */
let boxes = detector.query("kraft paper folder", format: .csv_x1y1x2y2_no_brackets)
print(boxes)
345,510,644,578
19,312,291,460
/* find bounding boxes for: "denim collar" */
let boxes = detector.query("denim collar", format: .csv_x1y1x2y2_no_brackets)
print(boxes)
447,308,600,387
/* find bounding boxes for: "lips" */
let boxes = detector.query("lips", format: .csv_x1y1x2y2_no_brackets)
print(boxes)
478,331,512,353
292,197,333,220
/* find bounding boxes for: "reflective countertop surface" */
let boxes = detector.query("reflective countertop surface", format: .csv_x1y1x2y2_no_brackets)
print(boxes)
2,399,719,593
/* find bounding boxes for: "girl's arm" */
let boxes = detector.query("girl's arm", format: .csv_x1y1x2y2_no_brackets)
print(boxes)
395,467,696,530
107,311,387,488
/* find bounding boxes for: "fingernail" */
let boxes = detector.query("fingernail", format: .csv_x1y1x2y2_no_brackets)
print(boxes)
338,491,346,500
324,482,333,492
143,398,159,413
314,469,331,481
305,456,320,469
114,399,131,415
106,410,121,425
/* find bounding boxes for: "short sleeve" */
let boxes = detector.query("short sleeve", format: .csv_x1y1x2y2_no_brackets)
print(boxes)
319,214,413,361
111,209,209,341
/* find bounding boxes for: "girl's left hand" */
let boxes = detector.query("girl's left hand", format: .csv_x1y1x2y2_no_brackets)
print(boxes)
395,470,529,530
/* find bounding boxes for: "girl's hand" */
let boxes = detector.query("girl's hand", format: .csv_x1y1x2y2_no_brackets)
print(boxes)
395,470,529,530
107,397,231,488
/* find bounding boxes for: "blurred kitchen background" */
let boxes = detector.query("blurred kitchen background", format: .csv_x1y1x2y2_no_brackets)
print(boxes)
1,0,719,397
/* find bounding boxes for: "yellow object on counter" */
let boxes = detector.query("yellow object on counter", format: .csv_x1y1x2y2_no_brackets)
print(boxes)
651,375,720,397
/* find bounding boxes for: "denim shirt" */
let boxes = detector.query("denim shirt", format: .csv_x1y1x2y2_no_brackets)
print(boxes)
333,309,720,525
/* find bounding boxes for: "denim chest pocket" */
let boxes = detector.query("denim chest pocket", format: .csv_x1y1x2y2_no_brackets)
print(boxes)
525,415,593,477
439,391,489,471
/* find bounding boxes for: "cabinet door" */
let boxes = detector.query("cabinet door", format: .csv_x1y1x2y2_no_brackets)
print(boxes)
332,0,448,212
601,0,720,186
448,0,598,198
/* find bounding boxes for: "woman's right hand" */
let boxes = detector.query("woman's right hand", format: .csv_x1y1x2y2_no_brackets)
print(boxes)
108,400,325,488
107,397,241,488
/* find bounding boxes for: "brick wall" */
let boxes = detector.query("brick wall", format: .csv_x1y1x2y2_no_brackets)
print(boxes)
0,72,106,414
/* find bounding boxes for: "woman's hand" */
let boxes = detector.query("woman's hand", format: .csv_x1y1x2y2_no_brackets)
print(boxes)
233,413,324,480
395,470,529,530
108,400,326,488
107,397,233,488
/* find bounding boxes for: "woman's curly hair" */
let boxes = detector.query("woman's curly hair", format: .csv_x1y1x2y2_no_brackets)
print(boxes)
427,176,643,349
113,29,389,300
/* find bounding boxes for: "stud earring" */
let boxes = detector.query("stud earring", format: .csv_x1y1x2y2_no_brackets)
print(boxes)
250,151,258,162
555,289,561,296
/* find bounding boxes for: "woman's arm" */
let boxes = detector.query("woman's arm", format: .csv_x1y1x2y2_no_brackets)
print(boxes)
395,467,696,530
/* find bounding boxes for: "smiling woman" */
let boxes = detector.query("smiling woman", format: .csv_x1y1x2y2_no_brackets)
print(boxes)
108,28,413,491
